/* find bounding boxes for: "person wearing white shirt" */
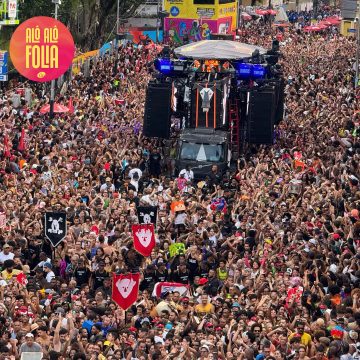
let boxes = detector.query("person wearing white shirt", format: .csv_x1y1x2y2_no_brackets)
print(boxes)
179,165,194,182
129,168,142,180
43,262,55,283
100,177,115,192
0,244,14,264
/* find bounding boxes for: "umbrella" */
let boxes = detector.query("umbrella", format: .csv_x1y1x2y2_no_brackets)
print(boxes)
40,103,70,114
267,9,277,15
273,22,290,27
255,9,268,15
319,20,332,27
303,25,324,32
326,17,341,25
241,12,252,21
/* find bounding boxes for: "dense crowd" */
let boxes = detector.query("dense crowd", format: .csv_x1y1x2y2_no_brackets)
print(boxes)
0,12,359,360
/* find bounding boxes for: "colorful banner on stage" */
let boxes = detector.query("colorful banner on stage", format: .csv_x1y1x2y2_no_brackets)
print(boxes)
163,0,238,35
165,17,233,43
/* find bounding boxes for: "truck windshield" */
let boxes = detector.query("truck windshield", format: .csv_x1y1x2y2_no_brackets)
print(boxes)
180,142,224,162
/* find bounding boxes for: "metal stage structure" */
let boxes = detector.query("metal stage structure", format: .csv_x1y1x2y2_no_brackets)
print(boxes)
143,39,285,178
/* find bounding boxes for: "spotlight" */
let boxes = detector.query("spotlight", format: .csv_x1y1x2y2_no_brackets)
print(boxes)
154,59,172,74
252,65,266,79
235,63,252,79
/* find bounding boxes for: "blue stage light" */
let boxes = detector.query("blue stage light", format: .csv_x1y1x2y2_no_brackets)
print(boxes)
252,65,266,79
155,59,173,74
236,63,252,79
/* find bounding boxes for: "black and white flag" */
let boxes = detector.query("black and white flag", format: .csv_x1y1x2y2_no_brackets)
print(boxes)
137,206,157,225
45,212,67,247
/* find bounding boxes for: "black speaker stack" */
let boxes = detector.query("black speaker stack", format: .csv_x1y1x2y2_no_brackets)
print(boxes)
247,86,276,145
143,82,172,139
274,78,285,125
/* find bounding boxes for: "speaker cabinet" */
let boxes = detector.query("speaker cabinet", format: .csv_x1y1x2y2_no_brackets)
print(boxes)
143,82,172,139
274,78,285,125
247,87,276,145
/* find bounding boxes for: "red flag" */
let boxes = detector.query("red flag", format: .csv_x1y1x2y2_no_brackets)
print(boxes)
3,135,11,158
112,273,140,310
68,97,74,113
18,128,25,152
132,224,155,257
16,272,28,286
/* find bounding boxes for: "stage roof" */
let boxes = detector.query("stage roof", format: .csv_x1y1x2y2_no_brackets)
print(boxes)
174,40,267,60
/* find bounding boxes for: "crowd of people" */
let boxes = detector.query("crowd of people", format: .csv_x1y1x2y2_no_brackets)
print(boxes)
0,9,359,360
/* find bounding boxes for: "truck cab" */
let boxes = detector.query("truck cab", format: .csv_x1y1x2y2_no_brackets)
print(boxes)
175,128,230,179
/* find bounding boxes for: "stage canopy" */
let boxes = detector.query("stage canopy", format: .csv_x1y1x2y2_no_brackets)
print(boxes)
174,40,267,60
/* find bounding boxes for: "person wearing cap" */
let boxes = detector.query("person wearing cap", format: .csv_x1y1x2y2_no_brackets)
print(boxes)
100,177,115,192
19,333,42,356
43,262,55,283
155,291,175,317
0,243,14,264
199,344,210,359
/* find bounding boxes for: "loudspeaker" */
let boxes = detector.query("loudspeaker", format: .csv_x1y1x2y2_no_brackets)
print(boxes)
274,78,285,125
210,33,234,40
247,87,275,145
143,82,172,139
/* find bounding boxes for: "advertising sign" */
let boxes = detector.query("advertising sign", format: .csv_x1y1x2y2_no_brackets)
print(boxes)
0,0,19,25
10,16,75,82
0,51,8,81
163,0,238,34
8,0,16,18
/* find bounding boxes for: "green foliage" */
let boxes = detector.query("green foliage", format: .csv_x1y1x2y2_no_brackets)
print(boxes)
18,0,77,23
1,0,144,51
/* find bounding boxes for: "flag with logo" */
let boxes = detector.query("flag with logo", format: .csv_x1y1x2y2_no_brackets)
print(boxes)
112,273,140,310
16,272,28,286
44,212,67,247
152,282,189,298
132,224,155,257
137,206,157,225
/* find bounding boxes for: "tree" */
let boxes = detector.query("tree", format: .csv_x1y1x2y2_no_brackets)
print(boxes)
2,0,144,52
70,0,143,50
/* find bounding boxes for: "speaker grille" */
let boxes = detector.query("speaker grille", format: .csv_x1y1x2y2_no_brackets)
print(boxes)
274,79,285,125
247,87,275,145
143,82,172,139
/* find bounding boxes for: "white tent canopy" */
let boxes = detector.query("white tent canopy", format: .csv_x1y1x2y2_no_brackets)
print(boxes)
275,6,289,22
174,40,267,60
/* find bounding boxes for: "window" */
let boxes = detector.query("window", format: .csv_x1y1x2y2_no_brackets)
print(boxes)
218,0,235,3
180,142,224,162
193,0,215,4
